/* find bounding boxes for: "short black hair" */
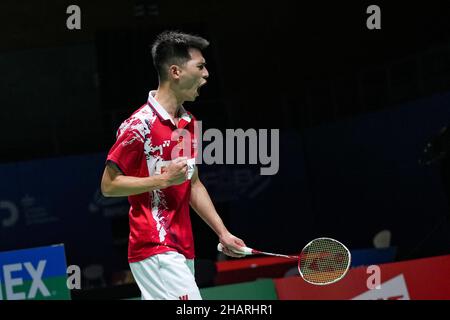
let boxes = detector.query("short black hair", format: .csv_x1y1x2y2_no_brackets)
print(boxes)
151,30,209,81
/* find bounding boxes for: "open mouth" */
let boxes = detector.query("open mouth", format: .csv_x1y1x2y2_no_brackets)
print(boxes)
197,82,206,94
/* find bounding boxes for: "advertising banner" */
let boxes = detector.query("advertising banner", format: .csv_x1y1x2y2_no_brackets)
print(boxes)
0,244,70,300
274,254,450,300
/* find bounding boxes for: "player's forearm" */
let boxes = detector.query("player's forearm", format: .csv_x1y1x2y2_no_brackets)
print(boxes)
190,181,229,237
102,174,169,197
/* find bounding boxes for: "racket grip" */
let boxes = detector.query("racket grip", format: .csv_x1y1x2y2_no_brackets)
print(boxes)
217,243,254,255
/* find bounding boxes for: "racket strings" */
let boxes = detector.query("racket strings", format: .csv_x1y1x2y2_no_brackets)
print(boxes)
299,238,350,284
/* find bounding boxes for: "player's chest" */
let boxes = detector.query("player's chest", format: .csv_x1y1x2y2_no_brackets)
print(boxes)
147,122,195,159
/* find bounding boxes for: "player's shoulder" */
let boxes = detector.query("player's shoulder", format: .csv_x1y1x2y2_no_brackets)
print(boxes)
129,103,157,120
125,104,157,123
117,104,156,136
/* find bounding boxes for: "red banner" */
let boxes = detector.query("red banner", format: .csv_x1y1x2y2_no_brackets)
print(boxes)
274,254,450,300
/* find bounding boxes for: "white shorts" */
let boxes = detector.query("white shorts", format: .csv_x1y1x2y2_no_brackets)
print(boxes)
129,251,202,300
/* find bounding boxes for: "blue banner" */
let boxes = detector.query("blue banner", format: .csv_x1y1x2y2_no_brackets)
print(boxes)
0,244,70,300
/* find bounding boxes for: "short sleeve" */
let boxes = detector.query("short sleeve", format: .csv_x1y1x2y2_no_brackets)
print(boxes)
106,128,144,177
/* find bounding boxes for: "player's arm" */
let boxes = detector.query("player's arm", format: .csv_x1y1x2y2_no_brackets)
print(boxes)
189,167,246,257
101,158,187,197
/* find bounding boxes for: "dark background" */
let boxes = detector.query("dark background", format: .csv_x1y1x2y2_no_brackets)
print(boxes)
1,0,450,289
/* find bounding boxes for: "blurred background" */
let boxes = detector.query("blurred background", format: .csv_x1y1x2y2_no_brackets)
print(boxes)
1,0,450,299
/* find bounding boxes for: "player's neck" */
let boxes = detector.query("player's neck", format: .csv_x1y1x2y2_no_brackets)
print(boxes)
154,85,182,118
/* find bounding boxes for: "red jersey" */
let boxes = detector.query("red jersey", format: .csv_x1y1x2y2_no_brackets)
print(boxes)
106,91,198,262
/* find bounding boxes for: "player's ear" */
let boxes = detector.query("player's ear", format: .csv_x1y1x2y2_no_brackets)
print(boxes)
168,65,182,80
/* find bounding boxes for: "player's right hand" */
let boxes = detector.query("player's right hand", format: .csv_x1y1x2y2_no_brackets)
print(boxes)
163,157,188,186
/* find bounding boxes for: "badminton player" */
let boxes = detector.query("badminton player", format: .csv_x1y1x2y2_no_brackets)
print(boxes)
100,31,246,300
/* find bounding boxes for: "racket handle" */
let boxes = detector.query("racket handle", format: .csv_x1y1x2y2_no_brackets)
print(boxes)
217,243,254,255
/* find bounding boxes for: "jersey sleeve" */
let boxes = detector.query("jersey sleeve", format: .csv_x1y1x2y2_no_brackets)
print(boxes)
106,127,144,177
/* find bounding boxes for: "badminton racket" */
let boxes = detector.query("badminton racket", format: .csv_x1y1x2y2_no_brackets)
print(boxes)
217,237,351,285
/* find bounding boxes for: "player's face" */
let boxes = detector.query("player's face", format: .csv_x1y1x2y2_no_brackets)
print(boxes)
177,48,209,102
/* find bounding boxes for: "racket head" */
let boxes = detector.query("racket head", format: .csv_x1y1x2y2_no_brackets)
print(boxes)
298,237,351,285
